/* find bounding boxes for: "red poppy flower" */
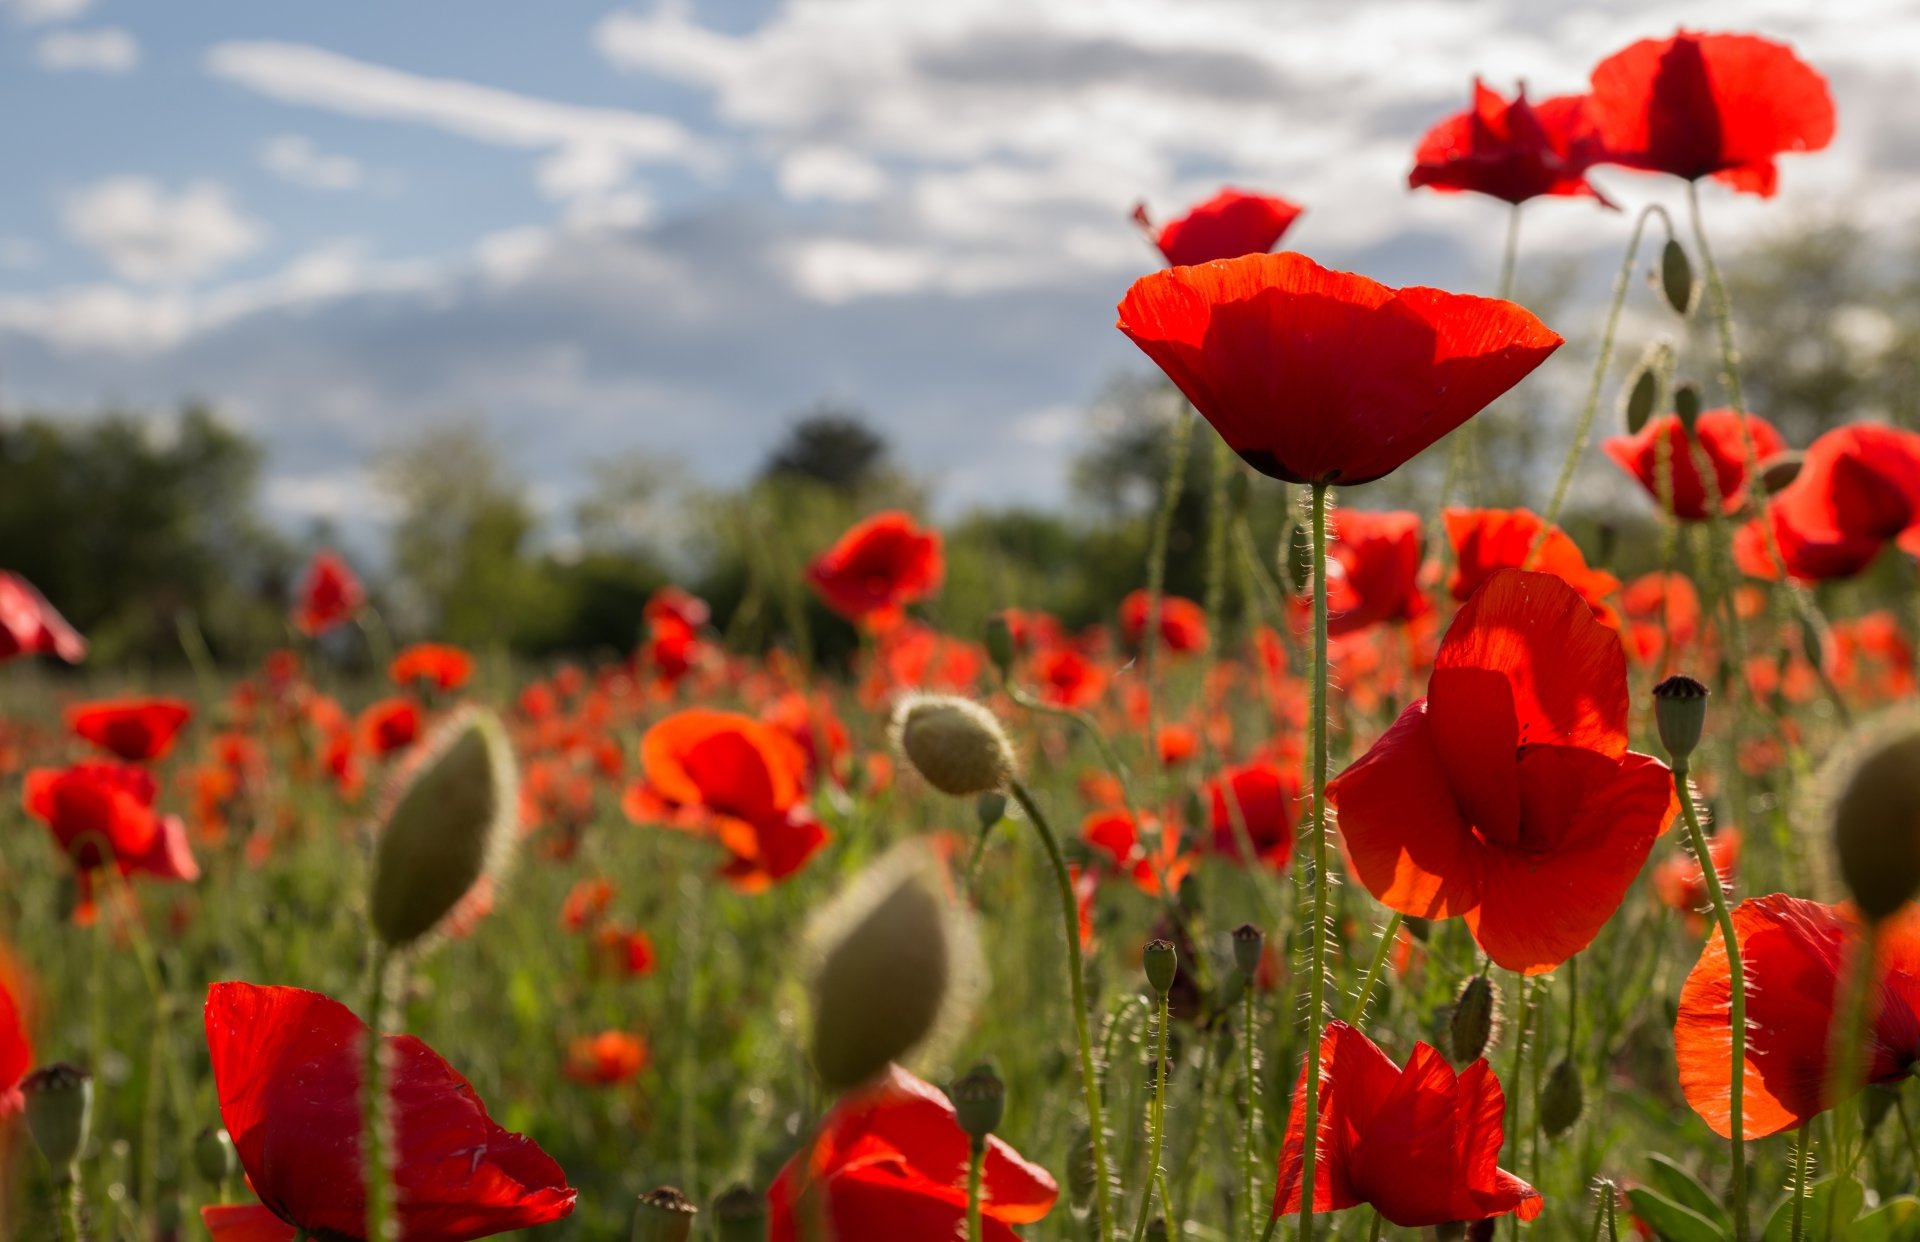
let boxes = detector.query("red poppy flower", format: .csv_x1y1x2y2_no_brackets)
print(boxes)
1117,252,1562,487
292,550,364,637
1157,723,1198,767
205,981,576,1240
1321,509,1429,636
200,1203,298,1242
390,643,474,692
1410,79,1611,206
1132,188,1304,268
65,697,193,763
805,510,943,624
1676,895,1920,1138
1444,508,1620,626
564,1031,649,1086
1205,760,1297,870
24,761,200,921
359,698,422,757
560,878,615,932
1736,423,1920,581
0,951,30,1118
644,585,710,632
1273,1021,1542,1227
593,925,657,978
1621,571,1702,667
1120,590,1209,654
1030,647,1107,709
1587,30,1835,198
0,571,87,664
626,709,828,890
1330,570,1675,973
1603,410,1785,521
768,1063,1058,1242
1082,808,1190,897
1653,828,1739,920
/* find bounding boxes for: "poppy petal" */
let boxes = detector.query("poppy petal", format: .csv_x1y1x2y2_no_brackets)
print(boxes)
1330,701,1481,920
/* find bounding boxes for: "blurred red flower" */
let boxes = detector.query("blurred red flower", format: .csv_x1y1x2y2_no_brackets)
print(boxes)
1132,188,1304,268
1081,807,1190,897
1272,1020,1542,1227
1620,572,1702,668
1331,570,1675,973
359,698,422,757
564,1031,649,1086
1031,647,1107,709
1736,423,1920,582
768,1064,1058,1242
200,1204,298,1241
1118,252,1561,487
560,877,615,932
1653,828,1739,924
1409,79,1611,206
0,950,29,1118
292,550,364,637
1602,410,1785,521
24,760,200,922
593,925,657,978
1205,759,1297,870
1322,508,1430,636
66,697,193,763
1120,590,1209,654
204,981,576,1240
390,643,474,692
806,510,943,625
0,572,86,664
1587,30,1835,198
1445,507,1620,625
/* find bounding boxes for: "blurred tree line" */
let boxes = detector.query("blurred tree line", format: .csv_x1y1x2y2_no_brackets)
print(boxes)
1,217,1914,670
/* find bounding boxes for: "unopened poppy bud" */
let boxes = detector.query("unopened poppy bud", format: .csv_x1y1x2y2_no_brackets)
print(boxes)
1143,938,1178,997
1067,1125,1099,1208
984,615,1015,679
1448,975,1498,1064
1673,382,1702,432
712,1185,768,1242
951,1063,1005,1148
1622,364,1658,435
1799,616,1826,670
632,1186,698,1242
1758,451,1804,495
805,843,982,1092
1405,916,1432,943
1660,238,1695,316
369,707,517,948
194,1125,236,1184
1652,674,1710,765
891,695,1015,798
1231,923,1264,981
22,1063,92,1182
975,790,1007,829
1833,725,1920,922
1539,1060,1584,1138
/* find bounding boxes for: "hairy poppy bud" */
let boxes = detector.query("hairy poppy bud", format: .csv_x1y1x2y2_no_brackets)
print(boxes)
1833,724,1920,923
1231,923,1264,981
1660,238,1695,316
1539,1059,1584,1138
891,695,1015,798
22,1063,92,1183
712,1185,768,1242
1143,938,1178,997
975,790,1007,830
1067,1125,1099,1208
632,1186,698,1242
1673,382,1702,433
951,1063,1005,1149
1622,364,1659,435
194,1125,236,1185
984,615,1015,679
804,843,982,1092
1448,975,1498,1064
1758,451,1804,495
1652,674,1710,765
369,707,517,949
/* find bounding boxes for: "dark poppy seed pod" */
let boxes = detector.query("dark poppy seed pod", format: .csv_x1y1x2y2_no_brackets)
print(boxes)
632,1186,698,1242
951,1063,1005,1149
21,1063,92,1184
975,790,1008,830
891,695,1015,798
712,1185,768,1242
984,614,1015,679
1758,451,1804,495
1067,1125,1099,1208
1833,725,1920,922
1622,363,1659,435
1652,674,1710,765
193,1125,236,1185
1143,938,1178,997
1660,238,1696,316
1448,975,1498,1064
1673,381,1703,432
1231,923,1264,981
1539,1059,1584,1138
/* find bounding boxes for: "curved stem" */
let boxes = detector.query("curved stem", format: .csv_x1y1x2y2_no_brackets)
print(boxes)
1790,1120,1812,1242
967,1141,985,1242
1297,481,1332,1242
1130,993,1171,1242
362,943,396,1242
1346,912,1404,1024
1009,779,1115,1242
1676,761,1748,1241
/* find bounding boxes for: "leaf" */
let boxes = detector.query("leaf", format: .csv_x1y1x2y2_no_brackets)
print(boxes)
1626,1187,1729,1242
1851,1196,1920,1242
1644,1153,1732,1235
1762,1176,1867,1242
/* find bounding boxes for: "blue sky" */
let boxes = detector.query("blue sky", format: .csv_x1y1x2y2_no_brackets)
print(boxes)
2,0,1915,547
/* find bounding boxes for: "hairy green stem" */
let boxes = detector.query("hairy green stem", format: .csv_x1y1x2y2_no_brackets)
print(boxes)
1298,481,1332,1242
1347,912,1403,1024
1242,982,1261,1242
1130,992,1171,1242
362,943,396,1242
1790,1120,1812,1242
967,1140,986,1242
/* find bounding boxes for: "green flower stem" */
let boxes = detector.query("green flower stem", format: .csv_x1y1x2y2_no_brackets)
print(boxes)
1368,1208,1385,1242
1346,912,1404,1024
1675,760,1748,1241
1130,992,1172,1242
1009,779,1116,1242
1507,975,1533,1241
1243,980,1260,1242
1897,1096,1920,1193
1143,408,1194,754
362,943,396,1242
1298,480,1333,1242
1790,1120,1812,1242
967,1140,985,1242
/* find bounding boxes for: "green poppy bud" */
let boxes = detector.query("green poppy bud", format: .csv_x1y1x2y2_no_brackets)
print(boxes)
1405,916,1432,943
1623,365,1659,435
194,1125,236,1185
1673,382,1702,432
1231,923,1264,981
1143,938,1178,997
1833,725,1920,923
975,790,1008,830
1539,1059,1584,1138
632,1186,698,1242
1652,674,1710,765
21,1063,92,1184
891,695,1015,798
1758,451,1804,495
950,1063,1005,1149
712,1185,768,1242
1661,238,1696,316
1448,975,1498,1064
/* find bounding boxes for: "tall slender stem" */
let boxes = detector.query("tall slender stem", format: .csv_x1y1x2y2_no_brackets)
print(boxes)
1009,779,1115,1242
1789,1120,1812,1242
1675,760,1748,1241
1506,975,1533,1241
1498,201,1523,301
966,1141,985,1242
362,943,396,1242
1346,912,1403,1024
1297,481,1332,1242
1130,992,1171,1242
1243,983,1260,1241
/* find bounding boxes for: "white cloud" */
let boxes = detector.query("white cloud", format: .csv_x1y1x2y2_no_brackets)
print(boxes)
6,0,88,26
777,148,887,202
35,26,137,72
260,134,362,191
62,178,267,284
205,40,715,199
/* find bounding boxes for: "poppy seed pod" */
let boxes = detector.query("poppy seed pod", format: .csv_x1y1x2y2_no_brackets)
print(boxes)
368,707,518,949
975,790,1008,830
950,1063,1005,1148
21,1063,92,1183
1622,364,1659,435
804,843,982,1092
1448,975,1499,1064
632,1186,698,1242
1143,938,1179,997
1231,923,1264,980
193,1125,236,1185
1539,1059,1584,1138
1832,725,1920,922
891,695,1015,798
983,615,1014,679
1673,382,1703,432
1758,450,1805,495
1652,675,1710,765
1660,238,1696,317
712,1185,769,1242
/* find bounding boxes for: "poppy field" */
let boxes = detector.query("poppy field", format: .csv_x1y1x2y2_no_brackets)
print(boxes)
7,23,1920,1242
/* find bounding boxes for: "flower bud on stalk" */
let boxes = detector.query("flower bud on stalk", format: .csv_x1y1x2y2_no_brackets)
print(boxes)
1539,1059,1584,1138
1143,938,1179,997
1231,923,1264,981
1448,975,1498,1064
22,1063,92,1185
1758,451,1804,495
951,1063,1005,1152
1832,724,1920,922
712,1185,769,1242
1660,238,1696,316
1673,382,1703,433
1652,674,1710,767
632,1186,698,1242
193,1125,236,1186
983,615,1015,680
891,695,1016,798
975,790,1007,830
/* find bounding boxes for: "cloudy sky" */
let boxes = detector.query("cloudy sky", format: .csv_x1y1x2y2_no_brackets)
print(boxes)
1,0,1915,541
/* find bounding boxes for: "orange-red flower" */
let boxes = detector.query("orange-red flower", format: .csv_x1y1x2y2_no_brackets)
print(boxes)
560,878,615,932
1117,252,1561,487
0,950,29,1118
1444,508,1620,625
24,761,200,921
390,643,474,692
66,697,193,763
767,1064,1058,1242
1272,1021,1542,1227
1321,509,1429,636
1676,895,1920,1138
1132,188,1303,268
1587,30,1835,198
1082,808,1190,897
1410,79,1611,206
1205,760,1297,870
1331,570,1675,973
564,1031,649,1086
291,550,364,637
593,926,657,978
1030,647,1107,709
1736,423,1920,582
0,571,86,664
1653,829,1739,923
1621,572,1701,668
1602,410,1785,521
1120,590,1209,654
805,510,943,624
359,698,422,757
